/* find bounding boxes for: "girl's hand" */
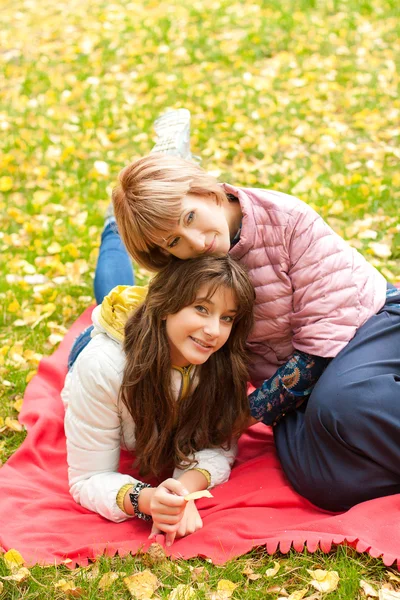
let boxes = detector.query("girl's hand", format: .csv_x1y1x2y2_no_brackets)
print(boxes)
147,478,189,545
175,500,203,539
150,500,203,545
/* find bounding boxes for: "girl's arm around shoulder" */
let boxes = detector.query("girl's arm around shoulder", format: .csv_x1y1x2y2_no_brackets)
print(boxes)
64,335,140,522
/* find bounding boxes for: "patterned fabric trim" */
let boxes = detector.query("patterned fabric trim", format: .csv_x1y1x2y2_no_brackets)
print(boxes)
249,351,330,426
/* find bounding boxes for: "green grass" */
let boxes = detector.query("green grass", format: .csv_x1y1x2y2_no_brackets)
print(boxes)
1,0,399,596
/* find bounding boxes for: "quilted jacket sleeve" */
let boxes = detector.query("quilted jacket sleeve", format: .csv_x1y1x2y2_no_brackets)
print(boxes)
172,443,238,488
63,339,140,522
286,203,379,356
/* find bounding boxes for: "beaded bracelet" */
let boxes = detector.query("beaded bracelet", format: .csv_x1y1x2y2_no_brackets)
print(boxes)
129,481,152,521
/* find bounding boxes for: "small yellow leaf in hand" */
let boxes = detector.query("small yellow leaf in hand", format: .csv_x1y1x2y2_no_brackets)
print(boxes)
3,549,24,571
288,588,308,600
5,417,24,432
266,561,280,577
168,583,196,600
184,490,213,501
98,572,119,590
124,570,159,599
307,569,339,593
360,579,378,597
0,566,30,583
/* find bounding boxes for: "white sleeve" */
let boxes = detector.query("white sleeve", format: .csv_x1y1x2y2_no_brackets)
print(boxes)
172,443,238,488
63,338,140,522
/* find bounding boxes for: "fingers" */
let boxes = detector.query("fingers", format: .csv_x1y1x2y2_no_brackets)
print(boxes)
165,531,176,547
149,524,161,539
160,478,189,498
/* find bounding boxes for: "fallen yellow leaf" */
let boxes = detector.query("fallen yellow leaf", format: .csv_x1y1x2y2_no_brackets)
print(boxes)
0,566,30,583
5,417,24,432
307,569,339,593
369,242,392,259
3,549,24,571
54,579,84,597
0,581,3,594
216,579,239,598
184,490,213,501
143,543,166,567
168,583,197,599
98,572,119,590
47,241,62,254
360,579,378,597
7,300,20,313
124,570,159,599
379,590,400,600
13,397,24,412
265,561,281,577
287,588,308,600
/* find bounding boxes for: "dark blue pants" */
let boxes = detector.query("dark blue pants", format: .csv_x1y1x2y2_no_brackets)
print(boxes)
274,288,400,511
67,223,134,370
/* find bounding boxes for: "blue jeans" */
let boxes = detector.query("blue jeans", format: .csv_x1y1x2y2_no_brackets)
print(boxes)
67,222,134,369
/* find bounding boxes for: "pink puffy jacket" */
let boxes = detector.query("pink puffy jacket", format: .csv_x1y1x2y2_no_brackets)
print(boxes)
225,184,387,387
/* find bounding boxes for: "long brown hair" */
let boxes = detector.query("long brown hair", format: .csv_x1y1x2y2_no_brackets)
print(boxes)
120,255,255,477
112,153,227,271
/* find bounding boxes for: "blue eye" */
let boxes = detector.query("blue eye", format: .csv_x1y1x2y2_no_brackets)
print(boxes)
186,211,195,224
221,316,234,323
195,305,207,314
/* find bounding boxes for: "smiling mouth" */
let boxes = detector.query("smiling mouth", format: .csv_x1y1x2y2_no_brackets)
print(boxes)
190,336,215,350
205,236,216,254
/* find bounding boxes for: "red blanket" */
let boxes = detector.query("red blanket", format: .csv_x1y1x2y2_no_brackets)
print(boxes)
1,307,399,568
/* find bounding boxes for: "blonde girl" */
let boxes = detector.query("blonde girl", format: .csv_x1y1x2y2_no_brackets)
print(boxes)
111,152,400,512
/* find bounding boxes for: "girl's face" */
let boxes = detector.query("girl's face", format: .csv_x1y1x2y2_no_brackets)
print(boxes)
165,283,237,367
157,194,237,260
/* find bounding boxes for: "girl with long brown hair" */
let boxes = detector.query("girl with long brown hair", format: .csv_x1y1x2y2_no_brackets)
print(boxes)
62,229,254,545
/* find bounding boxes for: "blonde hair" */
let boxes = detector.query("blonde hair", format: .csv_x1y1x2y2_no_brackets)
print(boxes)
112,153,226,271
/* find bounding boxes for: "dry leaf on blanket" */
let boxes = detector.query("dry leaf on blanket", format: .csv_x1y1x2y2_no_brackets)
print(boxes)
3,549,24,571
0,567,30,583
124,570,159,599
98,572,119,590
360,580,379,597
266,561,281,577
184,490,213,501
168,583,197,599
307,569,339,593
